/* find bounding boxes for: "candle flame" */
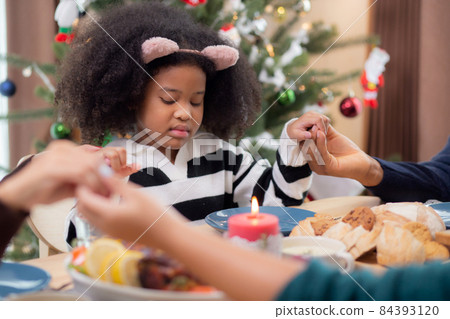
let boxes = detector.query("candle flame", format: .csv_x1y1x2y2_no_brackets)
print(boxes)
251,196,259,216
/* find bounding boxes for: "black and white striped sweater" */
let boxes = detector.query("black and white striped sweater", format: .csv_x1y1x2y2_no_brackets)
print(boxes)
66,121,313,244
116,122,311,219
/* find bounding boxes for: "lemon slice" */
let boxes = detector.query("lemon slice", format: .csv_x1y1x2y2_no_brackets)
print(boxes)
85,238,126,278
111,250,144,287
99,250,123,282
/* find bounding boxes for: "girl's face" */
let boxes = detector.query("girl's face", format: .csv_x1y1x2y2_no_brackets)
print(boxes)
138,64,206,161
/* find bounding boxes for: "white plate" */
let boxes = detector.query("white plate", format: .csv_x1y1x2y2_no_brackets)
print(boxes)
68,266,227,301
281,236,355,272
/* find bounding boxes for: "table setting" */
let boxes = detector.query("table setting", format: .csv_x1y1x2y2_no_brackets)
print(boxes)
2,195,450,301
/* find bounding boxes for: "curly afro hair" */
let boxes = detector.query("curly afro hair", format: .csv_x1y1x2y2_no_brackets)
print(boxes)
55,1,261,144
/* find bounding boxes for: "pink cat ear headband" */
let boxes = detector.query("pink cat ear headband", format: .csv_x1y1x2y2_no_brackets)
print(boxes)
141,37,239,71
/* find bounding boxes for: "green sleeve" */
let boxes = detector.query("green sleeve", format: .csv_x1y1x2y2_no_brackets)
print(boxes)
276,259,450,301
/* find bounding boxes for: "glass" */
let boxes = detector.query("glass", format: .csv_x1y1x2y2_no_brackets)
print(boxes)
72,206,94,247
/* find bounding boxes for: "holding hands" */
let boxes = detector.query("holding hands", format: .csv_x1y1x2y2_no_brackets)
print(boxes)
286,111,330,143
0,141,138,211
307,121,384,187
0,141,106,211
285,111,383,187
80,145,140,178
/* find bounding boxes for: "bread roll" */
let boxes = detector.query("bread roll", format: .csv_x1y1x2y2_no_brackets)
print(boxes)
322,222,353,241
341,225,368,250
435,230,450,247
402,222,433,243
290,219,315,237
376,222,426,266
374,210,410,228
352,223,383,259
372,202,445,237
424,241,449,261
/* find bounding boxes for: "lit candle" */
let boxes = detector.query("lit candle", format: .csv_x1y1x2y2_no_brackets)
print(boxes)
228,197,280,241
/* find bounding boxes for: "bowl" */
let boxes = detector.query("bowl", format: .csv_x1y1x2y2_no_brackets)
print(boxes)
67,265,227,301
282,236,354,272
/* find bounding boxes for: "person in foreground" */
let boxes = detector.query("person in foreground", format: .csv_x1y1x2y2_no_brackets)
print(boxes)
1,141,450,300
0,141,111,257
75,168,450,301
307,125,450,202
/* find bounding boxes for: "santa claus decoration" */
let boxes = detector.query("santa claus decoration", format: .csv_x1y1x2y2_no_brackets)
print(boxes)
360,47,390,108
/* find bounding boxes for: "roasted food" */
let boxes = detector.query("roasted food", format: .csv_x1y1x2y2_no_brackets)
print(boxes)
138,250,204,291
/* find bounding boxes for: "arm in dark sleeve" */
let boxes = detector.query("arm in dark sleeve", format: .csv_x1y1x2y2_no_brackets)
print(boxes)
277,259,450,301
0,155,34,258
366,137,450,202
0,200,29,258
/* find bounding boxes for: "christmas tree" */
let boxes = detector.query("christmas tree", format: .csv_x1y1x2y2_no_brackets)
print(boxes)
0,0,376,164
0,0,377,261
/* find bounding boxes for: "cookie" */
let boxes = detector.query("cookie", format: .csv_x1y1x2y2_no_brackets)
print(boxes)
342,206,376,231
310,218,339,236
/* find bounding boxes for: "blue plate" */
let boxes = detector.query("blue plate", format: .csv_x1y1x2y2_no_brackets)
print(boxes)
429,202,450,229
205,206,316,236
0,262,51,298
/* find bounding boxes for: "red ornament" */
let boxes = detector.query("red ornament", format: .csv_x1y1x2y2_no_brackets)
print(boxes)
55,33,68,43
220,23,234,32
55,32,74,44
181,0,207,6
339,97,362,118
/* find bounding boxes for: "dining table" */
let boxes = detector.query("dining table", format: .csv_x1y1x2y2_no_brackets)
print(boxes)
18,195,389,299
21,239,386,296
20,255,385,297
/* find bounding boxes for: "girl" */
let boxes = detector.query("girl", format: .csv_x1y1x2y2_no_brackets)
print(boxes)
55,2,329,240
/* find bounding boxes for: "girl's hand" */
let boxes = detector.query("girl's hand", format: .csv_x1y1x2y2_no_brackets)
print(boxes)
84,145,140,178
286,111,330,143
0,140,108,211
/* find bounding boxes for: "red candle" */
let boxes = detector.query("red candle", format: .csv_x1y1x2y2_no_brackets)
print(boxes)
228,197,280,241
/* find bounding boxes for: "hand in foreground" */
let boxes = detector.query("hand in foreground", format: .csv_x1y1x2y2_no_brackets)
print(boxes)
286,111,330,142
77,168,306,302
80,145,140,178
76,171,185,246
308,125,383,186
0,140,108,211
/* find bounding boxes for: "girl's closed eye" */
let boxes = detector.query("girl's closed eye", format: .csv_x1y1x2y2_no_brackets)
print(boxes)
191,100,203,106
160,97,176,105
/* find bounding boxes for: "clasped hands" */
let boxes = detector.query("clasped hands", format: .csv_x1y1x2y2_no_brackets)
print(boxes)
287,111,383,187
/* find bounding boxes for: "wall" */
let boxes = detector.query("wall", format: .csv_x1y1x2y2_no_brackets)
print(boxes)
6,0,56,168
300,0,372,151
418,0,450,161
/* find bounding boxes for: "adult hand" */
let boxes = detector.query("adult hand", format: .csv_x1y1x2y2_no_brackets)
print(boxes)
0,140,108,211
286,111,330,142
76,173,185,246
308,125,384,186
76,168,305,302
